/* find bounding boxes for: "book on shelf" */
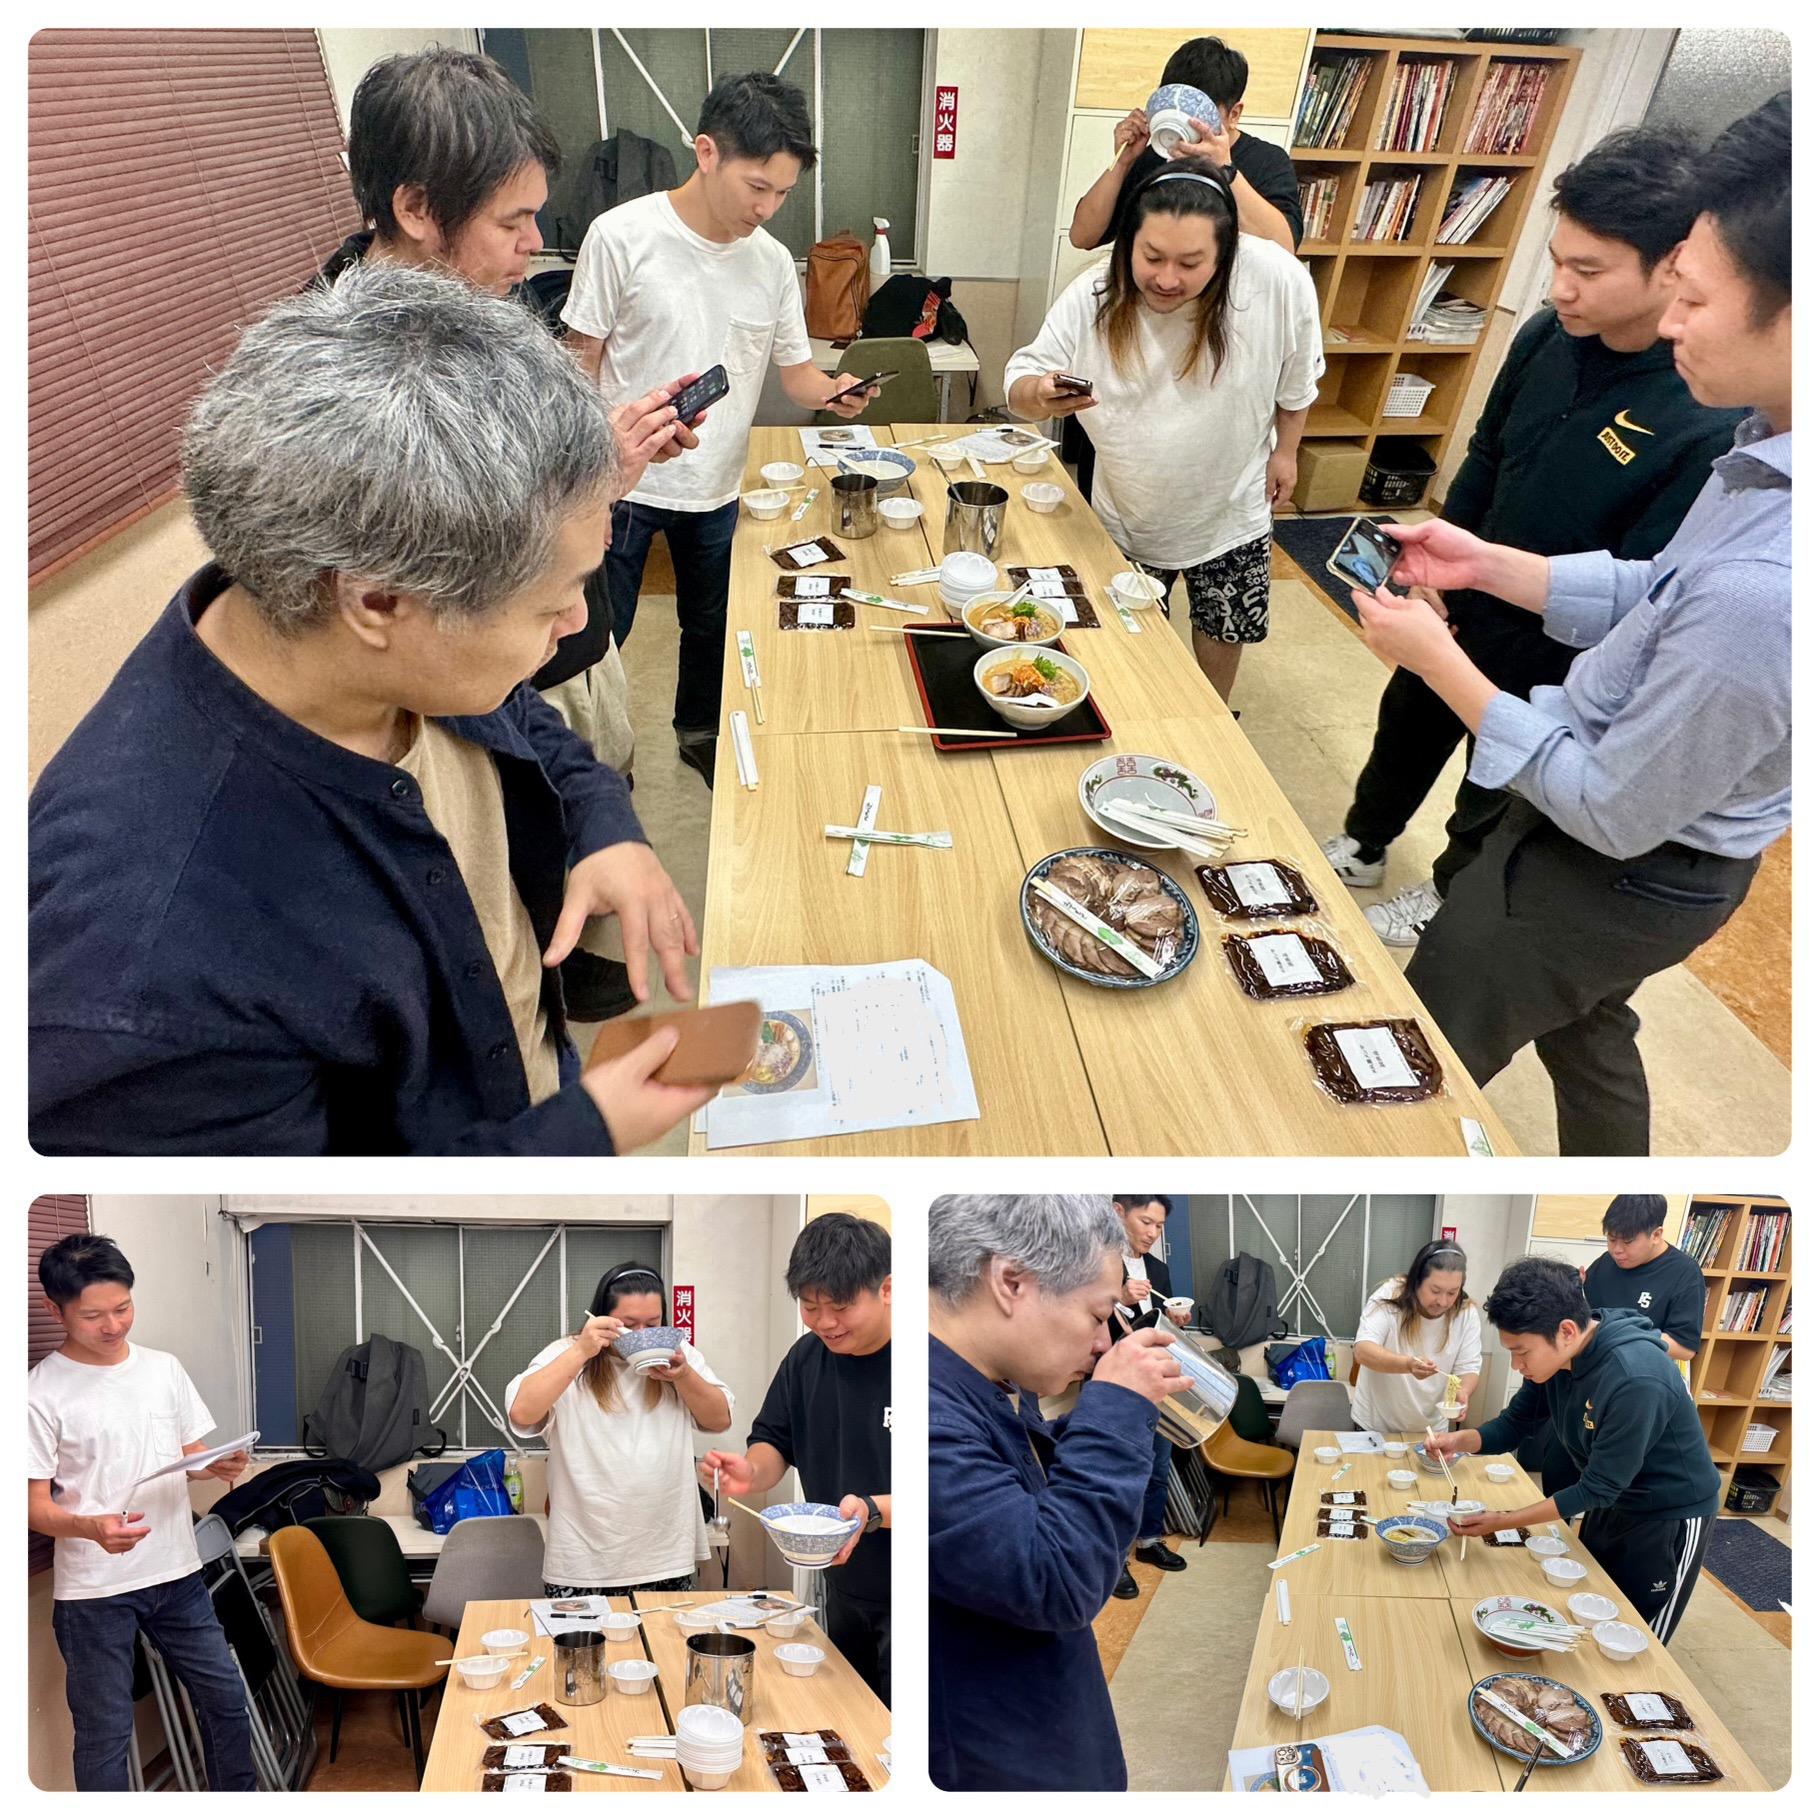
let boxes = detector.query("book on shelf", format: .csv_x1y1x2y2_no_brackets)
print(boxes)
1760,1343,1789,1386
1679,1205,1735,1269
1719,1287,1768,1333
1298,175,1341,242
1408,262,1486,343
1294,54,1374,151
1377,57,1458,153
1738,1208,1788,1272
1759,1372,1792,1402
1463,58,1553,156
1436,175,1512,245
1353,175,1424,243
1779,1299,1792,1335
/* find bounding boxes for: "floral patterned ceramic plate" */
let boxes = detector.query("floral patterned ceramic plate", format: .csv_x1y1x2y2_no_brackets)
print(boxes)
1078,752,1219,851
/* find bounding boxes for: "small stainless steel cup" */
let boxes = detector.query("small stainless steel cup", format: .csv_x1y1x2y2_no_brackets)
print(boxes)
683,1630,756,1725
831,472,879,539
944,480,1009,557
551,1629,606,1706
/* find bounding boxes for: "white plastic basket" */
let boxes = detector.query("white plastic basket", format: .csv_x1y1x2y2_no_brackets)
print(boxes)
1741,1423,1776,1453
1382,373,1437,418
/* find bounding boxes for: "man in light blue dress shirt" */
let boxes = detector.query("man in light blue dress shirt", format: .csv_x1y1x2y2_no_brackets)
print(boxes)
1347,94,1790,1155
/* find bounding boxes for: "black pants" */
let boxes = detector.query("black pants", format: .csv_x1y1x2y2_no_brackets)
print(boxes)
1515,1425,1577,1499
822,1584,890,1706
1578,1506,1715,1644
1405,801,1758,1155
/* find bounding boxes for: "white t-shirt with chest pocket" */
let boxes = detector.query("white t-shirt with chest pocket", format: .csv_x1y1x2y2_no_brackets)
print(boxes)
26,1343,215,1601
562,192,813,513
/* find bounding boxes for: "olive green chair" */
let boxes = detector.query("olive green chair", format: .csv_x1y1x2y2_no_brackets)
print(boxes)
812,336,939,427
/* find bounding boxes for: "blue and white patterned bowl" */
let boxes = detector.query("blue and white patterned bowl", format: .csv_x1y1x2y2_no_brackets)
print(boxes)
613,1326,685,1372
1146,83,1222,153
1374,1514,1448,1563
759,1501,863,1567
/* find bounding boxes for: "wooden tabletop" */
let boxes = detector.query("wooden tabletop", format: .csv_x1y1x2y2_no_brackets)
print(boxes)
695,423,1519,1156
418,1598,685,1793
633,1590,891,1793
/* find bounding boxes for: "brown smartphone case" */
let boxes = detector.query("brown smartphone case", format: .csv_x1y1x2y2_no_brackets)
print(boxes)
585,1003,764,1086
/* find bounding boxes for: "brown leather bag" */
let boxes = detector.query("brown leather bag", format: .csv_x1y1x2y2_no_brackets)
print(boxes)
804,231,871,345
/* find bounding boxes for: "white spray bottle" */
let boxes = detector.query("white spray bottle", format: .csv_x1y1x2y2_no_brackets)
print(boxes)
870,217,891,281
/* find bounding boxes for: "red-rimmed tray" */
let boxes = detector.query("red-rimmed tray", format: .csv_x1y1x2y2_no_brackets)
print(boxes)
901,622,1112,753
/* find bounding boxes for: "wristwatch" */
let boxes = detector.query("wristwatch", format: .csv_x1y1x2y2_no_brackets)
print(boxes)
1213,162,1238,187
858,1494,884,1534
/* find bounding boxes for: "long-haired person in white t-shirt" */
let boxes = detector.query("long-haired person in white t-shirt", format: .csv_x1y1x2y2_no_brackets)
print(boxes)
1006,159,1323,701
1350,1239,1482,1437
506,1264,733,1597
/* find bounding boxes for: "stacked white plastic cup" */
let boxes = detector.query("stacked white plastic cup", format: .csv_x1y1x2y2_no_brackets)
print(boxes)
675,1704,746,1790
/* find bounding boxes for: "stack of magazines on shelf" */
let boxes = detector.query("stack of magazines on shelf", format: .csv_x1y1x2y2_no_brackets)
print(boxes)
1738,1206,1789,1271
1462,59,1552,154
1298,176,1341,242
1353,175,1423,243
1719,1286,1769,1332
1407,262,1486,342
1294,54,1374,149
1680,1204,1735,1266
1759,1344,1792,1401
1377,58,1458,151
1437,175,1512,244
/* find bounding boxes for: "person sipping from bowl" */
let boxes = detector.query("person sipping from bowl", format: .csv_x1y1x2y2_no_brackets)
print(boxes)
1426,1257,1719,1645
1006,159,1321,702
507,1263,732,1599
928,1194,1191,1791
1350,1238,1482,1438
698,1213,892,1702
1102,1195,1187,1599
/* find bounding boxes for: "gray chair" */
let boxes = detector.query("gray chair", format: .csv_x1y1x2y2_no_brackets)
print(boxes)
1275,1379,1355,1453
421,1515,547,1633
811,336,939,426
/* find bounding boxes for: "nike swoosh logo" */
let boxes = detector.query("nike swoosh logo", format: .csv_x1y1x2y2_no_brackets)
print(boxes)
1613,410,1655,436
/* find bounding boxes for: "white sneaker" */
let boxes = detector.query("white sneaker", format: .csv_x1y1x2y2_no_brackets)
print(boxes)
1320,833,1387,890
1365,879,1443,947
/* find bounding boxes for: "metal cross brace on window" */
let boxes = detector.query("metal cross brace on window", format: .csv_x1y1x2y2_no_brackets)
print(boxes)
1239,1194,1362,1337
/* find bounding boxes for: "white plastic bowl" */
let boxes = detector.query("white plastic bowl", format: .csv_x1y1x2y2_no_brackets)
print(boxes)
1594,1619,1650,1662
879,497,925,530
1524,1536,1569,1561
608,1659,660,1695
1111,569,1166,610
686,1768,736,1789
1569,1592,1619,1624
1021,482,1064,514
974,647,1091,730
760,462,805,488
776,1643,826,1678
1313,1446,1341,1465
1382,1441,1408,1458
1268,1667,1331,1715
454,1655,512,1689
482,1629,529,1654
1164,1297,1195,1320
1388,1469,1417,1490
602,1611,641,1639
764,1611,811,1638
742,489,789,520
1012,447,1050,473
1485,1463,1516,1482
1543,1556,1588,1589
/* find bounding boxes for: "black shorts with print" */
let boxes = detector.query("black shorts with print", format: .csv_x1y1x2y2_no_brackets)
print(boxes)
1136,531,1274,644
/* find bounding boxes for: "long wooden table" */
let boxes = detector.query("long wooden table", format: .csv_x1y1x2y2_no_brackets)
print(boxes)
1226,1432,1766,1790
633,1589,891,1792
693,423,1517,1155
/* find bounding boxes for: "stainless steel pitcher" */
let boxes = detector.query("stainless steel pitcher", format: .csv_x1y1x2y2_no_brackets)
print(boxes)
832,472,879,539
684,1630,756,1725
944,480,1009,557
552,1629,606,1706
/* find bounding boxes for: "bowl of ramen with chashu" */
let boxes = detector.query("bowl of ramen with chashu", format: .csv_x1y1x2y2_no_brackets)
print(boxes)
962,591,1066,652
974,648,1090,729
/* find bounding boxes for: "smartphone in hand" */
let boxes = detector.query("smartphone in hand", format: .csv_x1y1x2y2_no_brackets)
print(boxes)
1326,516,1408,597
826,369,898,407
668,364,730,424
1052,372,1094,397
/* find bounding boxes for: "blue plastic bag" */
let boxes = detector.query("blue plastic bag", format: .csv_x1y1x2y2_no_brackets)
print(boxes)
1270,1337,1332,1389
417,1447,513,1534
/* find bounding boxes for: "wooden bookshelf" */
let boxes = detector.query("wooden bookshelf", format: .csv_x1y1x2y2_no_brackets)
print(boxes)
1287,32,1579,514
1682,1196,1793,1520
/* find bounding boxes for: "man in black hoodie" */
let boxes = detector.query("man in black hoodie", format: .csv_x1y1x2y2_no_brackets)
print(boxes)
1429,1257,1719,1644
1322,127,1746,946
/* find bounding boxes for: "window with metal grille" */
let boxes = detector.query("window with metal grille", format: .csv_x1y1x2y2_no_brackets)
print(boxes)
484,27,926,261
28,1194,92,1576
247,1220,666,1453
28,30,362,581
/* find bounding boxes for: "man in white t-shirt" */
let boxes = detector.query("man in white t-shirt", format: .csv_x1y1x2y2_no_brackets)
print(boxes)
1350,1240,1483,1436
27,1234,255,1791
562,71,876,787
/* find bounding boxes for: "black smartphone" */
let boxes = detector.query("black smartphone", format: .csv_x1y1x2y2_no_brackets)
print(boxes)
1326,516,1408,596
826,369,898,407
1053,372,1094,396
668,364,730,423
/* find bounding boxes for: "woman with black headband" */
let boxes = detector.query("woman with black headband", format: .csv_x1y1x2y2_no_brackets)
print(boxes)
506,1262,732,1597
1004,157,1322,702
1350,1238,1482,1436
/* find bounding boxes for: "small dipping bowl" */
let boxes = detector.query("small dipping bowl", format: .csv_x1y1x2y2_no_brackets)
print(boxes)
760,462,805,488
1485,1462,1516,1482
974,647,1091,730
602,1611,641,1640
742,489,789,520
1021,482,1064,514
1388,1468,1418,1491
1569,1592,1619,1625
482,1629,529,1655
1268,1667,1331,1716
1164,1297,1195,1322
941,550,998,595
1111,569,1167,611
1313,1446,1341,1465
453,1654,512,1690
775,1643,826,1679
607,1658,660,1696
1543,1556,1589,1590
1524,1535,1569,1561
764,1609,811,1639
879,497,925,531
1012,447,1051,474
1382,1441,1409,1458
1594,1620,1650,1662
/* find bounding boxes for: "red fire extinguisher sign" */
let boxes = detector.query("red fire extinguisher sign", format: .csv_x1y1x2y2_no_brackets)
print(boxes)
672,1285,695,1344
934,86,958,159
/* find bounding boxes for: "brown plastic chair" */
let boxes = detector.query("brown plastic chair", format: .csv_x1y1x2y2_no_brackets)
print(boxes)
268,1525,447,1780
1199,1427,1295,1542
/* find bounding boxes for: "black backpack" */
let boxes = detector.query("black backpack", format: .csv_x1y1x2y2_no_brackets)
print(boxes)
862,273,968,346
206,1458,382,1537
301,1333,446,1473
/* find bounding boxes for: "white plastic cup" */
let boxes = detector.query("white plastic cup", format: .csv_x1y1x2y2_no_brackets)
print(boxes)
1388,1469,1417,1490
482,1629,529,1655
1313,1446,1341,1465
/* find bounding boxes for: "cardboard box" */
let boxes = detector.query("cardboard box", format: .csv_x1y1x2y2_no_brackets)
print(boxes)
1292,441,1370,513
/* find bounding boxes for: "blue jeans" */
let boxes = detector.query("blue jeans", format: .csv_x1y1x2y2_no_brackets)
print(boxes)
604,497,739,736
1138,1428,1174,1544
53,1570,257,1792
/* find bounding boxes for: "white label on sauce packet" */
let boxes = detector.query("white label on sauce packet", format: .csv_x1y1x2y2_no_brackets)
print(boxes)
795,600,835,626
1247,932,1323,988
1493,1529,1522,1543
1226,862,1287,909
1333,1025,1420,1091
782,1734,825,1750
1327,1492,1360,1505
498,1711,546,1737
1028,579,1068,597
785,1747,831,1765
1054,597,1079,624
501,1774,546,1792
793,576,831,597
1325,1521,1356,1537
502,1747,546,1768
785,543,824,567
1027,567,1061,581
1639,1739,1696,1776
1626,1694,1674,1723
797,1764,849,1792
